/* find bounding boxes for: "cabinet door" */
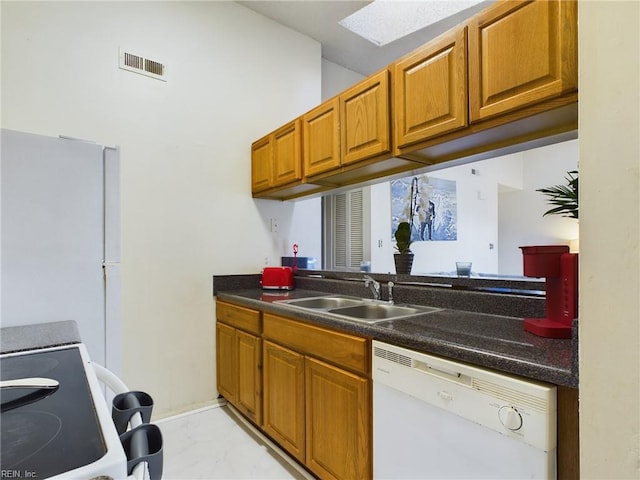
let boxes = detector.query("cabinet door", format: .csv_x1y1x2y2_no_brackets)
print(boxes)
216,322,236,402
305,357,371,480
236,330,262,425
273,119,302,187
394,26,468,148
251,135,272,193
303,98,340,177
262,340,306,463
341,70,391,165
468,0,578,122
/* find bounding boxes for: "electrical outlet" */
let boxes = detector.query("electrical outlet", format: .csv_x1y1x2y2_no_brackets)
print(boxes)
270,218,279,233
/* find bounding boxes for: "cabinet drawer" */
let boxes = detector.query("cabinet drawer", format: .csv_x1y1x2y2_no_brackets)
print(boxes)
263,313,370,375
216,300,261,334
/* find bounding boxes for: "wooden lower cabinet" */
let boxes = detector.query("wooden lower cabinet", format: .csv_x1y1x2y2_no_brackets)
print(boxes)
216,322,262,424
235,330,262,424
216,301,262,425
305,357,370,480
262,313,372,479
216,322,236,402
557,386,579,479
218,301,577,479
262,340,306,463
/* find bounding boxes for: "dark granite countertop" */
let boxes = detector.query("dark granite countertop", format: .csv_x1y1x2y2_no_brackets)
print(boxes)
213,274,578,388
1,320,81,354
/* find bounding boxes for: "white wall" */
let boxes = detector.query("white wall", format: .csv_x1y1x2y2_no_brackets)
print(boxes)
1,1,321,416
321,58,364,101
281,59,365,267
256,197,322,267
369,140,578,276
498,140,579,274
579,2,639,478
263,59,365,269
235,60,364,270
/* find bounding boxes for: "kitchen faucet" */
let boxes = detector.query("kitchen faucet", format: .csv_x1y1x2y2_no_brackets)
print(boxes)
364,275,381,300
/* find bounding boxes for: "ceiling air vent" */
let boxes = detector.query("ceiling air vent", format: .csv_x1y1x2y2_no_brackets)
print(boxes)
119,48,167,82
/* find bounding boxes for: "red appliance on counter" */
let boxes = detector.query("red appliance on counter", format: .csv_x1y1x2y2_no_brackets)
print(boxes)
261,266,295,290
520,245,578,338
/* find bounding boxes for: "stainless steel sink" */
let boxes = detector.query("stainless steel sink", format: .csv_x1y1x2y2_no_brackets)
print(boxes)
278,296,364,309
329,303,440,322
276,295,441,324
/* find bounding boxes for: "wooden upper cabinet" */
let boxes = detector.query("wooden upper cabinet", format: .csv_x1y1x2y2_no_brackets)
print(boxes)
341,70,391,165
251,119,302,194
468,0,578,122
251,135,272,193
393,26,468,149
251,0,578,199
273,119,302,187
303,98,340,177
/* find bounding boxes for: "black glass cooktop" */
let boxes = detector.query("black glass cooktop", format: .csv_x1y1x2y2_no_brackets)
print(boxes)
1,347,106,478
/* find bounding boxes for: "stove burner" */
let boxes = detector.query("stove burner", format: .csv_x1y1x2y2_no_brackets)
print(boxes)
0,410,62,468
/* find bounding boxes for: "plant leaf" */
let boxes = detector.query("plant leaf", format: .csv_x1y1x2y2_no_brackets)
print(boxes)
537,170,579,219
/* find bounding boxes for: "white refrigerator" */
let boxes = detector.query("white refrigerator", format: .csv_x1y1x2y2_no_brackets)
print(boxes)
1,129,121,370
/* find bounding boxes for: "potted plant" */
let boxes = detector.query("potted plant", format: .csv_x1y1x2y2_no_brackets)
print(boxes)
394,221,414,274
393,176,421,274
536,170,579,219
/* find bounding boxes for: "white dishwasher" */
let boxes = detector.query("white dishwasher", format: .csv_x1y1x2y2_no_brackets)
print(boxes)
373,341,557,479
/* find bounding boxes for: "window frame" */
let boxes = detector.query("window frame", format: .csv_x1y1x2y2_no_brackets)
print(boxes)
322,187,371,271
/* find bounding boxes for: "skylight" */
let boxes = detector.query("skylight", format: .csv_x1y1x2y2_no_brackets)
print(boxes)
339,0,485,46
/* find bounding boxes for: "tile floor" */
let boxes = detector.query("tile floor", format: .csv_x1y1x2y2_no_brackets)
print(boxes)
158,403,313,479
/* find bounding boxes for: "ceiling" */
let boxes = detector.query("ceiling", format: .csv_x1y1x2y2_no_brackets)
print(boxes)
237,1,494,76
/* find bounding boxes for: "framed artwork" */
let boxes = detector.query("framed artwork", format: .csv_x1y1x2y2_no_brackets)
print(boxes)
391,174,457,241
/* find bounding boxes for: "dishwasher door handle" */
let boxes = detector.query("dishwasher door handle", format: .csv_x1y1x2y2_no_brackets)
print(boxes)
415,359,465,383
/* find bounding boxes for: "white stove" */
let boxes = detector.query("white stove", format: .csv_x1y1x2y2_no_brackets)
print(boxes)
1,344,128,479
